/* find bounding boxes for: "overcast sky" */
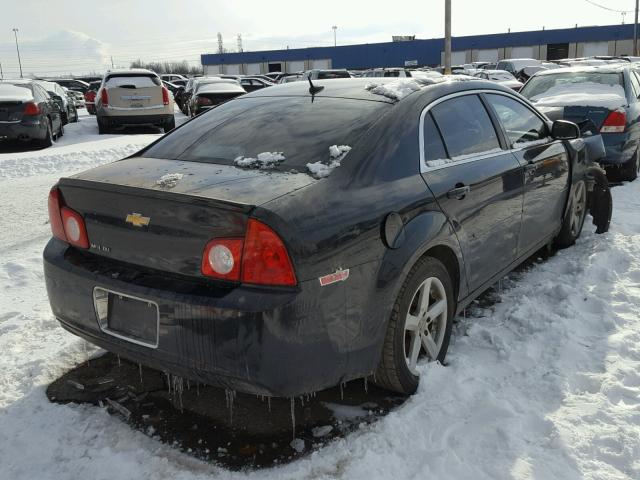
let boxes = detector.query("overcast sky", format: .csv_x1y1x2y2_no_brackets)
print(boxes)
0,0,636,76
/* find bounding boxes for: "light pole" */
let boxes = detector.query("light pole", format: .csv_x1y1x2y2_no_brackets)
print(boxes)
12,28,23,78
634,0,639,56
444,0,451,74
332,26,337,47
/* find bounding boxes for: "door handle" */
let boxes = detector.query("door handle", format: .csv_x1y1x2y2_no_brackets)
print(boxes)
446,184,470,200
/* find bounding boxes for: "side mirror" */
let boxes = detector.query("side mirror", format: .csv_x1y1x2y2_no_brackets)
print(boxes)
551,119,580,140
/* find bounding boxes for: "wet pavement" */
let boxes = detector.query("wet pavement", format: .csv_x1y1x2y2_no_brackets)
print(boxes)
46,353,406,470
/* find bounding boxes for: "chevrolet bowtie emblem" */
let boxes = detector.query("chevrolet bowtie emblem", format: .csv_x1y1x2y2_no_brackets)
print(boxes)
125,212,150,227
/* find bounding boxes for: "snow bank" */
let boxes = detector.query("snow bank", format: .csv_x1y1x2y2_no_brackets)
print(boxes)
0,138,158,180
530,82,628,109
234,152,286,169
365,80,422,101
306,145,351,179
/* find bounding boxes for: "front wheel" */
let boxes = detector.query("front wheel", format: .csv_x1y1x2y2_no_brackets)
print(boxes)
373,256,455,395
555,179,587,248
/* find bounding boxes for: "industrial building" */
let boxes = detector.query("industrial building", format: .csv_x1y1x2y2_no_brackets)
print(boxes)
200,23,639,75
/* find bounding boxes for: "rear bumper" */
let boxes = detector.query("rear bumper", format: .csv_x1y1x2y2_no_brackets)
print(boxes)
0,119,46,142
43,239,356,397
99,114,173,128
601,133,636,165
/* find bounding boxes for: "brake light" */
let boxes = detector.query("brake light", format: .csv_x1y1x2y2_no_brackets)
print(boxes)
201,238,243,281
241,219,296,286
23,101,40,116
162,86,170,105
197,96,212,106
85,91,96,102
201,219,296,286
600,110,626,133
47,187,89,249
47,188,66,242
100,88,108,106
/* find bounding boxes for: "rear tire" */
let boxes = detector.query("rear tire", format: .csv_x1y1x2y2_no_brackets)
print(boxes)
97,117,109,134
555,179,588,248
164,116,176,133
40,118,53,147
373,256,455,395
621,150,639,182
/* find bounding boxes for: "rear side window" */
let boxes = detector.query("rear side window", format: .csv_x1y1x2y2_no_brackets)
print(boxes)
431,95,501,158
142,97,388,169
485,94,547,146
422,113,448,164
105,75,160,88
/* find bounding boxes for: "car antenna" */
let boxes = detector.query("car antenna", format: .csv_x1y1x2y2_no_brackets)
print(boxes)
308,77,324,95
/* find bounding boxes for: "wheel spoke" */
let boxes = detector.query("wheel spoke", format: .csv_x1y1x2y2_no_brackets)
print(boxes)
421,331,439,359
427,298,447,319
407,332,421,372
418,279,432,316
405,312,420,332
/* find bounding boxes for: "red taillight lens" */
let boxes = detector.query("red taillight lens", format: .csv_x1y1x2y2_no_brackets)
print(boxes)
47,187,89,249
100,88,109,106
162,86,170,105
23,101,40,116
201,220,297,286
85,91,96,102
201,238,243,281
48,187,66,242
241,219,296,286
197,96,212,106
600,110,626,133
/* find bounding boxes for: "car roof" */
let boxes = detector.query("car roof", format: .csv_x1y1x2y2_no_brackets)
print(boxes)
105,68,157,76
532,64,630,76
242,76,503,104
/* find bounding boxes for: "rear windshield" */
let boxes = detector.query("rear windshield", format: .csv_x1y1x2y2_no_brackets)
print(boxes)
142,96,388,169
520,72,624,99
317,71,351,79
194,79,238,92
105,75,160,88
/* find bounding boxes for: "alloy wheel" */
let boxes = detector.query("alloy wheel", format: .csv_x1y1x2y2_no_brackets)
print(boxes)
570,181,587,237
403,276,448,375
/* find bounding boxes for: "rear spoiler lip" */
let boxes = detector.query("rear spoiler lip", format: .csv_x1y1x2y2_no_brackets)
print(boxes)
57,177,254,214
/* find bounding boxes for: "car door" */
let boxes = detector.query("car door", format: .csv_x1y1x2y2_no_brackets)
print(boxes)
483,93,570,255
420,93,525,292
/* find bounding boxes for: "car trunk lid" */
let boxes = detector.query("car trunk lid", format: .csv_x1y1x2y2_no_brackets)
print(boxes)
56,157,314,278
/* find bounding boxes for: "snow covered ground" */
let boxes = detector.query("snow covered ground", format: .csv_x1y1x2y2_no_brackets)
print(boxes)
0,109,639,479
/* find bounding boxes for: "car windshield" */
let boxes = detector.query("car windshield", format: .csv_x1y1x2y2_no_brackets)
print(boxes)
520,72,624,99
105,75,160,88
317,71,351,79
142,96,388,169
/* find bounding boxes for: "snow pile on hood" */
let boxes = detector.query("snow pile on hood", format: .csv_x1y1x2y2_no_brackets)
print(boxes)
529,82,627,109
234,152,286,169
365,80,422,101
155,173,183,188
306,145,352,179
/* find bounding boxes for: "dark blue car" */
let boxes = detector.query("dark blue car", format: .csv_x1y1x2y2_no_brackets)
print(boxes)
520,65,640,181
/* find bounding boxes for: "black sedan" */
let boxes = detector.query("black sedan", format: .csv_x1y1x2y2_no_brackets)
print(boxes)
0,80,64,148
43,78,608,397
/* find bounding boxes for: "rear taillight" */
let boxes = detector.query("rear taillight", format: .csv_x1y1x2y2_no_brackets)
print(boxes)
201,219,296,286
197,96,212,106
85,91,96,102
201,238,243,281
47,187,89,249
241,219,296,286
162,86,170,105
23,101,40,116
600,110,626,133
100,88,109,106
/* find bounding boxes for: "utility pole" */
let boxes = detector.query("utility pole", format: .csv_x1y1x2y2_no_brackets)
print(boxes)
444,0,451,74
110,56,114,68
332,26,337,47
0,61,3,79
634,0,639,56
12,28,23,78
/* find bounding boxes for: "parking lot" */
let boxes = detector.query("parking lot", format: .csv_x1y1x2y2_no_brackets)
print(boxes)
1,96,639,478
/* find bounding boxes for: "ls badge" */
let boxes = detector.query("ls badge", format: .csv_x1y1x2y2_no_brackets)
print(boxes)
319,268,350,286
125,212,150,227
